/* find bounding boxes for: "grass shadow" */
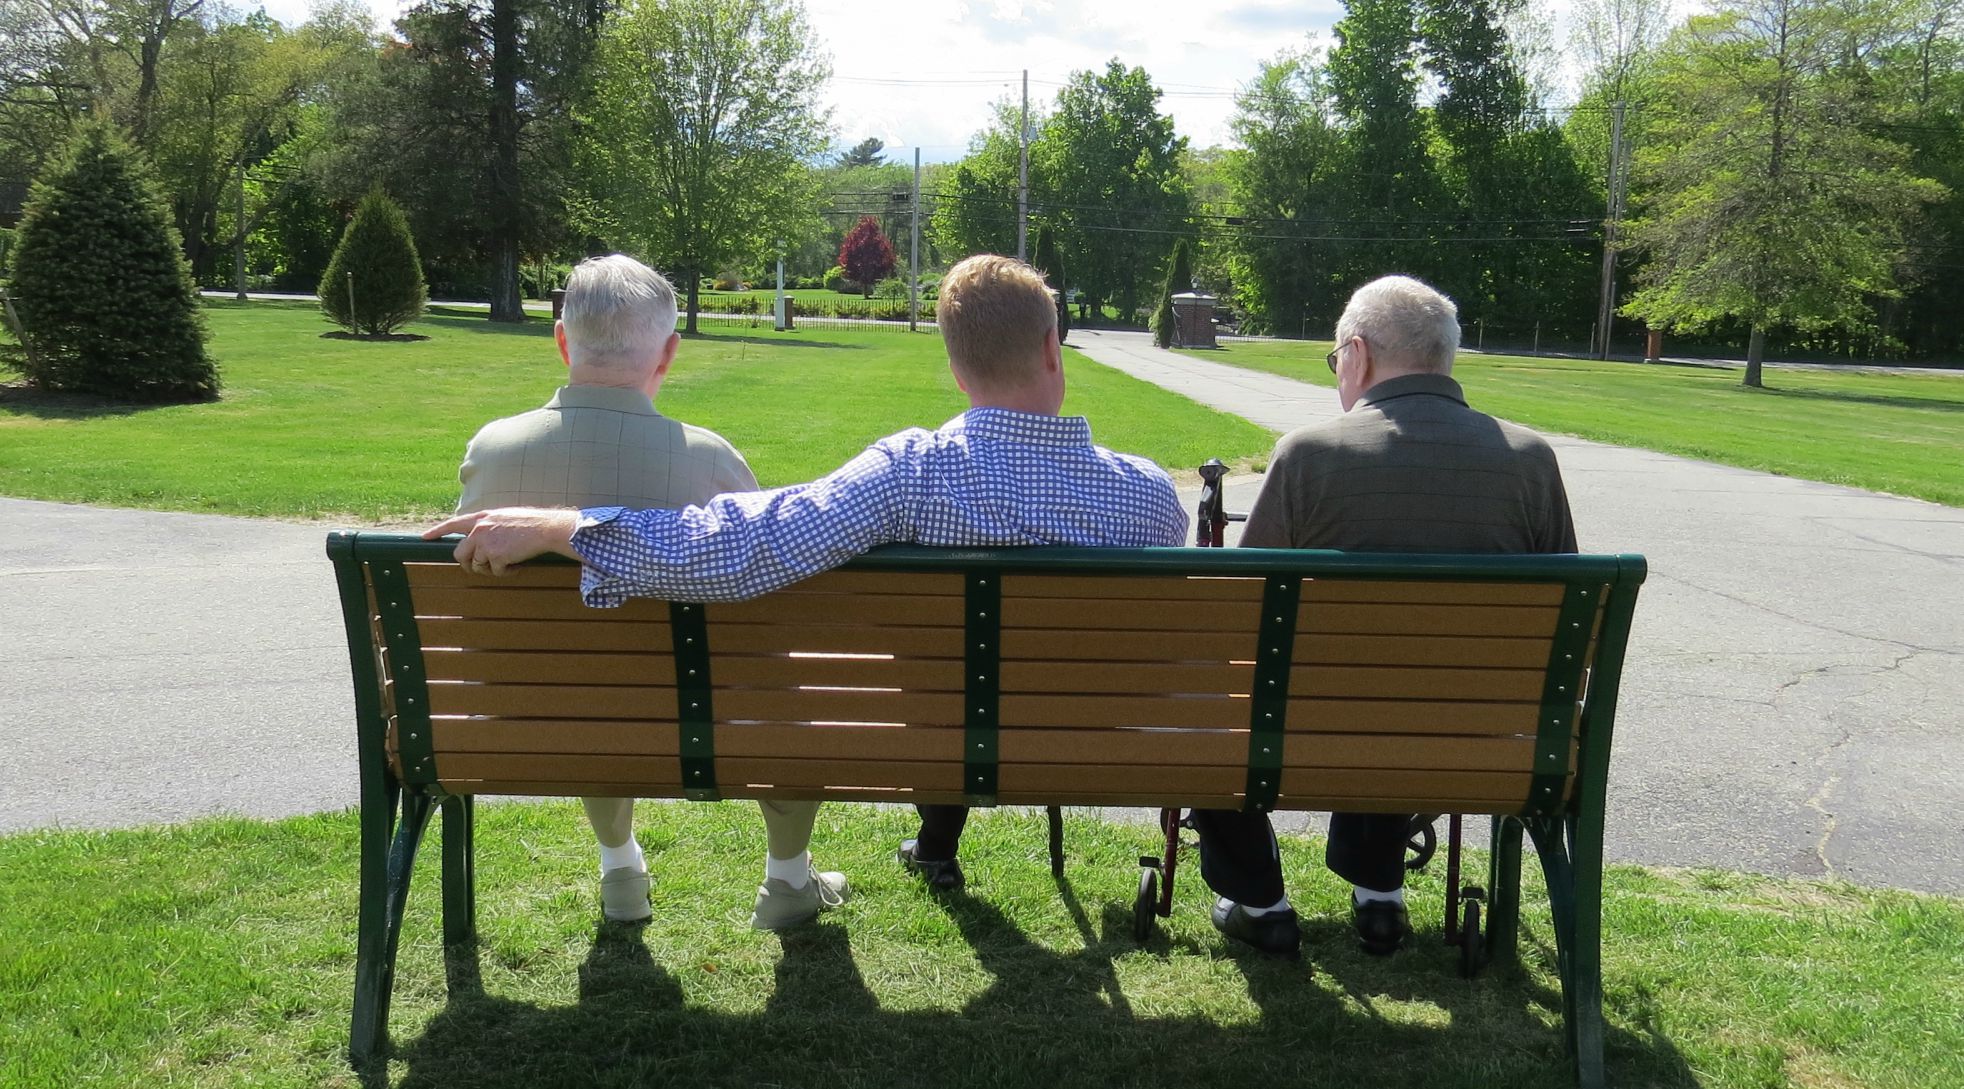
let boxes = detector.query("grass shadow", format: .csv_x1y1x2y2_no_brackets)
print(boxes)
1751,383,1964,413
685,331,866,351
321,331,432,343
0,381,206,419
390,892,1699,1089
419,308,557,336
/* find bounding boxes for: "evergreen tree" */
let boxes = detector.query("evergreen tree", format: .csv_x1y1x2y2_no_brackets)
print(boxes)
1150,238,1194,348
319,188,429,336
6,122,215,402
1033,224,1070,342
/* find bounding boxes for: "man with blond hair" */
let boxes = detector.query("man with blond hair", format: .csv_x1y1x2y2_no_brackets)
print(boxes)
426,254,1190,909
449,253,818,928
1191,274,1578,958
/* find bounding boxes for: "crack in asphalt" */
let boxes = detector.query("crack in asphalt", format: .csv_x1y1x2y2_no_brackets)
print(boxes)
1654,571,1950,654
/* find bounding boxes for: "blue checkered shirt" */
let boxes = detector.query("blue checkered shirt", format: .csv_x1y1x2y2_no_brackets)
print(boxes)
570,408,1189,605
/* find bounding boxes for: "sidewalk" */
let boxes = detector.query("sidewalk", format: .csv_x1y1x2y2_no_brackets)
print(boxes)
1070,329,1964,893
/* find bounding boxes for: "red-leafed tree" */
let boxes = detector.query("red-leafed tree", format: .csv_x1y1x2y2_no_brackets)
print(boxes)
838,215,897,296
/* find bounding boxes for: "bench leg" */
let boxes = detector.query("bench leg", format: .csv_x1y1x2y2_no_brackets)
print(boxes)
440,796,476,950
350,790,435,1069
1525,814,1606,1089
1046,805,1064,877
1486,816,1525,970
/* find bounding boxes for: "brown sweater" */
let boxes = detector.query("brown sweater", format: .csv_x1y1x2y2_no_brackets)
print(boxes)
1240,372,1577,555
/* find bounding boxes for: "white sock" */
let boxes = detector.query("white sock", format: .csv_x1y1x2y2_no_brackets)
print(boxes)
1354,884,1405,906
598,839,644,876
1218,895,1292,917
766,851,811,888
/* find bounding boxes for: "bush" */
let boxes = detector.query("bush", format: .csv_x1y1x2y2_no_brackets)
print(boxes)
823,265,858,294
520,261,572,300
6,122,215,401
1151,239,1194,349
873,277,908,300
319,188,428,336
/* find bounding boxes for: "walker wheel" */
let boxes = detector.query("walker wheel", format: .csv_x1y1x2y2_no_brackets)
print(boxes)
1405,814,1439,871
1132,868,1159,943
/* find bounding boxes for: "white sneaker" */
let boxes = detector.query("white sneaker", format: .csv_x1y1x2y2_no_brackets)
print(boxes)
749,868,850,931
600,866,652,922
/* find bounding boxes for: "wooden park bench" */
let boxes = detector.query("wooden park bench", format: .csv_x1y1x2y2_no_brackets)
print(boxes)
327,531,1645,1088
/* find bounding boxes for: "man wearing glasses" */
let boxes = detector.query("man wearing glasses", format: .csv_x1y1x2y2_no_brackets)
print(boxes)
1190,275,1579,959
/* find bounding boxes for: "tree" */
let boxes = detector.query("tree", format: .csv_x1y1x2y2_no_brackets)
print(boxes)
575,0,830,332
1225,49,1345,336
318,187,428,335
837,215,895,294
6,121,213,400
1032,223,1069,342
930,100,1027,262
1150,237,1193,347
318,0,602,320
837,136,884,167
1624,0,1945,384
1326,0,1442,288
1035,60,1190,324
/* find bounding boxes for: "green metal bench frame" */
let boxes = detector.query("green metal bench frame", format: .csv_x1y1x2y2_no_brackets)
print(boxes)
327,531,1646,1087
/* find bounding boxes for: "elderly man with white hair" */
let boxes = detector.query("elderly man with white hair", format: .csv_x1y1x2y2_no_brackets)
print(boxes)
1188,274,1579,960
453,254,848,931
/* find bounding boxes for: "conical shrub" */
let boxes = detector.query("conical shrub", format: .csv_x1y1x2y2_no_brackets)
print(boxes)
319,188,428,336
6,122,215,401
1150,238,1194,349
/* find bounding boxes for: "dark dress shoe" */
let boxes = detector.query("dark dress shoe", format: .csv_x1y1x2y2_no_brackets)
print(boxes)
1352,897,1411,956
897,841,965,891
1211,901,1302,959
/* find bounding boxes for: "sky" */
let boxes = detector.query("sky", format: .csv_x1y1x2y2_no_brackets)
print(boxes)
253,0,1586,163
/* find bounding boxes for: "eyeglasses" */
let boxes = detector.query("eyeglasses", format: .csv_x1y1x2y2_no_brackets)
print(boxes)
1325,346,1340,373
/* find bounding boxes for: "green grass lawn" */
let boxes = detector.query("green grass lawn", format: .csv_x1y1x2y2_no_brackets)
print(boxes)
1,804,1957,1088
1184,340,1964,508
0,302,1272,521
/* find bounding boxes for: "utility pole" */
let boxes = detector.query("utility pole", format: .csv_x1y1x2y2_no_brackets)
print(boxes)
910,146,921,332
1017,69,1029,261
1595,100,1627,360
234,158,248,301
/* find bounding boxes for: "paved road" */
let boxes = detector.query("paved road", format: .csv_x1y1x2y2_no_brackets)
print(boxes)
1069,329,1964,893
4,334,1961,894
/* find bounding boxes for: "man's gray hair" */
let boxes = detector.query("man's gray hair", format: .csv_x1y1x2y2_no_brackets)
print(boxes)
1334,275,1461,373
561,254,678,368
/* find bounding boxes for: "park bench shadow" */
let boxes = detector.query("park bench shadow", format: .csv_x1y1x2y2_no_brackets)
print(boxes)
683,331,866,350
386,882,1698,1089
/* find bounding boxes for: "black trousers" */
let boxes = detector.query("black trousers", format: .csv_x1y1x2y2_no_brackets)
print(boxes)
1189,809,1413,904
912,803,968,861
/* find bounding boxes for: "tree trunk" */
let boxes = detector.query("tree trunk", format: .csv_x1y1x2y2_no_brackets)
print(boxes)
486,0,526,323
1744,325,1765,388
685,268,700,334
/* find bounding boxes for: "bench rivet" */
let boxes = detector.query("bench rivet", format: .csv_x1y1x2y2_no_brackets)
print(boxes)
691,736,700,743
976,742,985,749
686,637,694,644
1261,746,1271,754
979,611,989,618
691,702,700,710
